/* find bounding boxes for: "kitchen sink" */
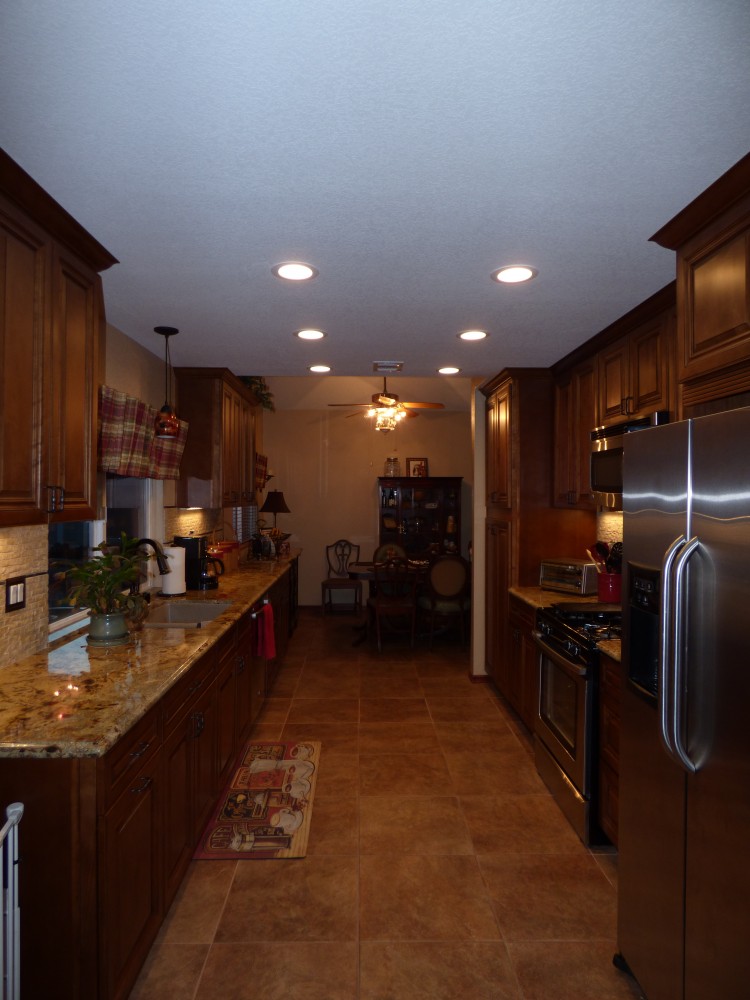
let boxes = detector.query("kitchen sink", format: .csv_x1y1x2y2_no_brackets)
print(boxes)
144,600,233,628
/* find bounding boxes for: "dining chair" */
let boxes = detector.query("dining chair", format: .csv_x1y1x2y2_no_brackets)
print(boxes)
416,554,471,648
321,539,362,615
367,556,417,652
373,542,406,563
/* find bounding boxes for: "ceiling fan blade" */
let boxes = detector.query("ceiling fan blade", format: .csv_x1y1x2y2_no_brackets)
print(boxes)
328,402,370,407
401,401,445,409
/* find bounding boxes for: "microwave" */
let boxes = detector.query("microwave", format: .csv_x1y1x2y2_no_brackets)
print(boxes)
590,411,669,508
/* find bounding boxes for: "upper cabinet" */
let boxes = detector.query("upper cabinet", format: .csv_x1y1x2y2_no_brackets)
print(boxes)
650,153,750,416
174,368,258,508
0,151,116,527
596,285,675,424
552,358,596,509
485,380,511,510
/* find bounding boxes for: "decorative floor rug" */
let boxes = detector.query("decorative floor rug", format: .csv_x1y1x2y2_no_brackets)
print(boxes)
194,740,321,860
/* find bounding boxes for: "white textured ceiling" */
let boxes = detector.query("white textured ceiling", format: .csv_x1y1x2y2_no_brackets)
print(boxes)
1,1,749,388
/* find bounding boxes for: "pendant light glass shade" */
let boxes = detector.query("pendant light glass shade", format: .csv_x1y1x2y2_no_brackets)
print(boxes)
154,326,179,439
375,409,398,432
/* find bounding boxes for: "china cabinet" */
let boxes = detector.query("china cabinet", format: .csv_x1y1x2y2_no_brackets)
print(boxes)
377,476,462,557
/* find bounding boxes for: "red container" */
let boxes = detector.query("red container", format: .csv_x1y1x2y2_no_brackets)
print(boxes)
597,572,622,604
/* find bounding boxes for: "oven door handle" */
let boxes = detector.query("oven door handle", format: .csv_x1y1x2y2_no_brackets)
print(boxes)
532,632,588,678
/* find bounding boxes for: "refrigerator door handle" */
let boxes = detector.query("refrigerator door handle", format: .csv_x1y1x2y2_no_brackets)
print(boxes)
670,535,700,774
659,534,685,758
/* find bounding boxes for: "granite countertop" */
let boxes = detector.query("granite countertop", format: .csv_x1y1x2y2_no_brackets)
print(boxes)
509,585,622,662
0,554,300,760
509,585,602,609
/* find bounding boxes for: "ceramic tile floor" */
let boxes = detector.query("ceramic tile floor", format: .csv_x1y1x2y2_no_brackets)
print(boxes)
128,608,645,1000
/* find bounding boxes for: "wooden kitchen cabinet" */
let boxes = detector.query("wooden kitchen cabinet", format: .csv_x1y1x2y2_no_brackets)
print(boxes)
485,518,511,688
485,384,511,510
482,368,595,718
174,367,258,508
598,651,621,846
0,151,115,526
215,628,240,789
650,153,750,416
508,595,538,732
98,727,162,1000
596,284,675,424
552,358,596,509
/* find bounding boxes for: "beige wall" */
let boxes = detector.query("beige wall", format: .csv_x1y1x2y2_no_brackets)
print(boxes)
261,405,474,607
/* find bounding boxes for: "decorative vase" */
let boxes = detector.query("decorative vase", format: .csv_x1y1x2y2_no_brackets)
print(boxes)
87,612,130,646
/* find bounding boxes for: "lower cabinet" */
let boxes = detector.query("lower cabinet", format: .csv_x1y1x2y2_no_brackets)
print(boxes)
99,743,162,1000
0,579,300,1000
507,596,538,732
598,652,621,845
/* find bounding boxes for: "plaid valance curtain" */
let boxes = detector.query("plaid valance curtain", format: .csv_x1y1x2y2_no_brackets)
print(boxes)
98,385,189,479
254,452,269,491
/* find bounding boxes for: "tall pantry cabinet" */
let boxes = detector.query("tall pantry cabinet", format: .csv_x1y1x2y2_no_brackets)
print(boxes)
482,369,595,705
0,150,116,526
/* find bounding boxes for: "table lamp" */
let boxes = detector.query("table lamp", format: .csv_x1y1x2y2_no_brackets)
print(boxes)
259,490,291,530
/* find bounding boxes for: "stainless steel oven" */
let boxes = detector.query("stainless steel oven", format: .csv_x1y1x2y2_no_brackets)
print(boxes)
533,603,621,844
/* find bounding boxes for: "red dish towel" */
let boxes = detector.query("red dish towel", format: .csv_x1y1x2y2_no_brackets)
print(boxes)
256,603,276,660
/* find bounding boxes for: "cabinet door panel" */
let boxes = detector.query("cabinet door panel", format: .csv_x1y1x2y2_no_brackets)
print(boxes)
162,720,194,908
100,763,161,1000
598,338,629,423
0,202,47,524
486,386,511,509
49,247,101,520
485,519,511,691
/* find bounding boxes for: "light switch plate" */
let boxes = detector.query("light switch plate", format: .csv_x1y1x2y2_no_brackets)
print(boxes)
5,576,26,612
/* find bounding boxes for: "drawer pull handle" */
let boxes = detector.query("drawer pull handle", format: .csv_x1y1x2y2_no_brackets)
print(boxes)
129,741,150,758
190,712,205,739
130,776,153,794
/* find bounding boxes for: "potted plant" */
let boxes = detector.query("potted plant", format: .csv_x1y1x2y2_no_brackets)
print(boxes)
67,533,149,645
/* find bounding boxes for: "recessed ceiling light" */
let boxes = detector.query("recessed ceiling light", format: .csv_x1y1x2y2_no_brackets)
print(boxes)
491,265,538,284
458,330,487,341
272,261,318,281
295,329,326,340
309,364,330,373
438,367,460,375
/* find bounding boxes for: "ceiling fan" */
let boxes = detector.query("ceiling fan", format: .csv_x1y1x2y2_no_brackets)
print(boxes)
328,378,444,432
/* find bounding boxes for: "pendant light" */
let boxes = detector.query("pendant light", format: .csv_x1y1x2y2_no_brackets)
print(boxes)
154,326,180,439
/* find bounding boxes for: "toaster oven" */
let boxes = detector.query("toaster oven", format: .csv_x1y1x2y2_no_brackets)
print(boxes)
539,558,599,595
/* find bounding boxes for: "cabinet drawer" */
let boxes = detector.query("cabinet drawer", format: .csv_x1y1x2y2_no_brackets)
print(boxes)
100,709,160,811
162,652,216,735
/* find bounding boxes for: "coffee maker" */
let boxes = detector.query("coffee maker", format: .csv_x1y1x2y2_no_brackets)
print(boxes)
174,535,225,591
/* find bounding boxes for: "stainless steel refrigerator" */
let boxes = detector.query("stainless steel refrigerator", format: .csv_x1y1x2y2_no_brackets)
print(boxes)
616,407,750,999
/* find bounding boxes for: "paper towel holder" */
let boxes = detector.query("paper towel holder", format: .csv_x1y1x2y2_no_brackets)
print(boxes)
159,545,187,597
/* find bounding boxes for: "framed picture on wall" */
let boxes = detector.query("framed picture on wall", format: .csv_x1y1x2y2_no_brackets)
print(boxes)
406,457,429,477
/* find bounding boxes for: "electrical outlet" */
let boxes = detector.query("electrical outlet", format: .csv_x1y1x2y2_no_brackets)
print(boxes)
5,576,26,612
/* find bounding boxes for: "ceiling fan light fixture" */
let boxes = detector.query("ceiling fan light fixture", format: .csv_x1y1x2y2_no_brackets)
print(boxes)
438,366,460,375
272,261,318,281
458,329,487,341
309,364,331,373
491,265,538,284
375,409,398,432
295,328,326,340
